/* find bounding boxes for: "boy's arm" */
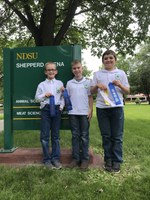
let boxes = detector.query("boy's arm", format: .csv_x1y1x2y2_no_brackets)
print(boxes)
91,84,107,94
66,82,70,95
59,82,65,110
88,95,93,121
113,80,130,94
35,85,46,102
112,72,130,94
60,96,65,110
90,85,98,94
90,71,107,94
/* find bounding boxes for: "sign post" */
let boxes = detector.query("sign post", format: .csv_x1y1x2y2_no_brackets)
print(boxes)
1,45,81,152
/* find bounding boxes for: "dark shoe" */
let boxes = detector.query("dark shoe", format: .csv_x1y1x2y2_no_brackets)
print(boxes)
104,159,112,172
112,162,121,173
52,160,62,169
44,162,54,169
70,159,80,168
80,160,89,171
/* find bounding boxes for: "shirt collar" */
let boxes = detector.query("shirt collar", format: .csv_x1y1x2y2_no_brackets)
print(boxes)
101,67,119,73
73,77,86,83
46,78,56,83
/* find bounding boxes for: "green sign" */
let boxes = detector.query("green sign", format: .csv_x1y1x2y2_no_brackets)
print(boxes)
3,45,81,151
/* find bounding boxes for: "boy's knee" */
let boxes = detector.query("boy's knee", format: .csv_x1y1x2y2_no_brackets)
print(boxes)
41,138,49,145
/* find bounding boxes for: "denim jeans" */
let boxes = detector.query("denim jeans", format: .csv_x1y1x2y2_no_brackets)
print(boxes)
96,107,124,163
69,115,89,161
40,104,61,163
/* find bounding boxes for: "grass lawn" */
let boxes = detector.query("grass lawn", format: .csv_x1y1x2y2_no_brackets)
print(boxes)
0,104,150,200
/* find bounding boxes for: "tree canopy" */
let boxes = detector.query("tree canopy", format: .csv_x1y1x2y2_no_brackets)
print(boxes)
1,0,150,56
129,41,150,104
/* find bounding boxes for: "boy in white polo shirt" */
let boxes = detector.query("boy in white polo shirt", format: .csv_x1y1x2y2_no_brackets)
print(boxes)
91,50,130,173
66,60,93,170
35,62,64,169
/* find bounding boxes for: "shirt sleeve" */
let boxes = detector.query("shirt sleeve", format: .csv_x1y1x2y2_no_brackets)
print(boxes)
91,72,98,86
59,81,65,109
35,84,46,102
87,80,92,96
122,71,130,88
66,81,70,95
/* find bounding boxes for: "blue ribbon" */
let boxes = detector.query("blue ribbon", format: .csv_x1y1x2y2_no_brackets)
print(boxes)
108,82,121,105
63,89,72,111
49,95,56,117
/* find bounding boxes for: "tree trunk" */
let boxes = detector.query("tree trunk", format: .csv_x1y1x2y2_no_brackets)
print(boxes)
39,0,56,46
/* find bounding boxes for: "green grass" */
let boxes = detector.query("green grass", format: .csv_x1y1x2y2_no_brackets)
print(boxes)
0,104,150,200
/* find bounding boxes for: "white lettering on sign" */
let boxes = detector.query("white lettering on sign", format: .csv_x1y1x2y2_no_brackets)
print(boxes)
16,100,29,103
15,111,41,116
15,62,65,69
16,62,44,68
27,111,40,115
54,62,65,67
16,112,27,115
30,99,36,103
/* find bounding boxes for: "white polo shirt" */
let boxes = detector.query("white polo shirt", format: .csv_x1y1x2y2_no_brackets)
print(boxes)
35,78,64,109
91,68,129,108
66,77,91,115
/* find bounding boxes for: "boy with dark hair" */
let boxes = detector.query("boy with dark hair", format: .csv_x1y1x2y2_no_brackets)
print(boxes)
91,50,130,173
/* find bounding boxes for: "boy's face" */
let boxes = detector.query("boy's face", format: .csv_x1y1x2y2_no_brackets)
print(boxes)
72,63,83,78
102,54,116,70
45,64,57,80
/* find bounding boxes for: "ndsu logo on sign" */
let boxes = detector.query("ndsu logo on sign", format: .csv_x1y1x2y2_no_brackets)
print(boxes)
16,52,38,60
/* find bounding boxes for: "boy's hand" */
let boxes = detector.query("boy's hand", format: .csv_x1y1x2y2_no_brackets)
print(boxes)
97,83,107,91
45,93,53,98
112,80,130,94
59,105,64,111
60,86,65,92
87,110,93,121
112,80,122,88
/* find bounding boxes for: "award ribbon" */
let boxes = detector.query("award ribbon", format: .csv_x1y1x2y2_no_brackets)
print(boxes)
49,95,56,117
103,90,110,105
108,82,121,105
63,89,72,111
100,90,115,107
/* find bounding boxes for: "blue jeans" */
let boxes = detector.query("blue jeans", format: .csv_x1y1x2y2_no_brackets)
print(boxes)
40,105,61,163
69,115,89,161
96,107,124,163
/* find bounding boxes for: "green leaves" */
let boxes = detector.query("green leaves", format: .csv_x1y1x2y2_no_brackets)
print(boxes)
0,0,150,55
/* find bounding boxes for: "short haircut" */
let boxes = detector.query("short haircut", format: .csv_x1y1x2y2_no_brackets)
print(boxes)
102,50,117,61
44,62,56,70
71,60,81,67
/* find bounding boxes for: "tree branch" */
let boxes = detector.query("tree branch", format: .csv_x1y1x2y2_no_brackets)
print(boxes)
4,0,40,45
24,4,36,27
0,9,13,27
54,0,83,45
75,8,91,15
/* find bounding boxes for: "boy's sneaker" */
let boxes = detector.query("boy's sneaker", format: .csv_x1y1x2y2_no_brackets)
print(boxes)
112,162,121,173
104,159,112,172
80,160,89,171
52,160,62,169
44,162,54,169
70,159,80,168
